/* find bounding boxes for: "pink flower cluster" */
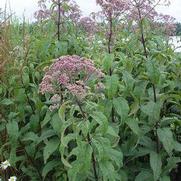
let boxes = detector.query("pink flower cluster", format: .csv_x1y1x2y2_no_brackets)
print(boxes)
157,14,176,35
128,0,176,35
34,0,51,21
34,0,81,23
95,0,176,35
128,0,158,21
39,55,104,100
96,0,130,19
79,17,97,34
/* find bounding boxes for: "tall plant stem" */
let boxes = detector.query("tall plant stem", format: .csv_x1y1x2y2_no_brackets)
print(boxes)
18,140,43,180
20,76,35,114
108,13,113,56
137,4,148,58
136,2,160,153
75,99,98,181
107,13,115,123
57,0,61,41
152,83,160,153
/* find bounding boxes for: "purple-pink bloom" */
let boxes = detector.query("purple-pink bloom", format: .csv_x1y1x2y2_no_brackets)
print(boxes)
39,55,104,100
79,17,97,34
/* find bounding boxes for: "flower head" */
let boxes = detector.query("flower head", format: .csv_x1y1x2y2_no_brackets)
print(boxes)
0,160,11,170
39,55,104,101
79,17,97,34
8,176,17,181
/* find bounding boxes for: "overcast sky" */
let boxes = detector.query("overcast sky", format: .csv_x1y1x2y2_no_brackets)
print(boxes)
0,0,181,22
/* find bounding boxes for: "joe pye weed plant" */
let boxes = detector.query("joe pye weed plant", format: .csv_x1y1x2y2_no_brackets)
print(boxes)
0,0,181,180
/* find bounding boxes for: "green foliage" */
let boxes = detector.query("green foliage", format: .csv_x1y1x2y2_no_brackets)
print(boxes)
176,23,181,36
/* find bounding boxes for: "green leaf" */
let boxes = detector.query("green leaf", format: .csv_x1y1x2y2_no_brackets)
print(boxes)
6,120,19,142
59,122,75,169
41,111,51,128
39,130,57,143
135,170,154,181
51,113,62,134
163,157,181,175
103,53,114,73
99,160,119,181
105,75,119,99
113,97,129,122
160,176,170,181
107,126,119,137
68,143,92,180
42,160,60,179
91,112,108,134
29,114,40,132
150,152,162,181
129,100,139,116
141,101,161,123
108,148,123,168
99,99,113,118
126,118,141,136
174,141,181,152
1,98,14,106
9,146,18,166
43,138,60,163
58,102,69,121
133,81,148,99
157,128,174,155
22,72,30,86
146,61,160,84
22,132,39,143
122,71,135,91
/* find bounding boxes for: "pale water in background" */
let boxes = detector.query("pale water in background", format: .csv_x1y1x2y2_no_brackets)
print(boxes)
169,36,181,52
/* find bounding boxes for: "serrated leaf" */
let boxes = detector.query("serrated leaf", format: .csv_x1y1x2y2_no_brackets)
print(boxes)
39,130,57,143
61,155,72,168
99,160,119,181
43,138,60,163
157,128,174,155
68,143,92,180
51,113,62,134
113,97,129,122
91,112,108,134
105,75,119,99
146,61,160,84
103,53,114,72
122,70,135,91
22,72,30,86
1,98,14,106
141,101,161,123
160,176,170,181
41,111,51,128
126,118,141,136
129,100,139,116
22,132,39,143
150,152,162,181
58,102,69,121
174,141,181,152
135,170,154,181
6,120,19,142
163,157,181,175
107,126,119,137
42,160,60,179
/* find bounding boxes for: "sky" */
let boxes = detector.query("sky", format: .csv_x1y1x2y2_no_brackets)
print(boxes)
0,0,181,22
